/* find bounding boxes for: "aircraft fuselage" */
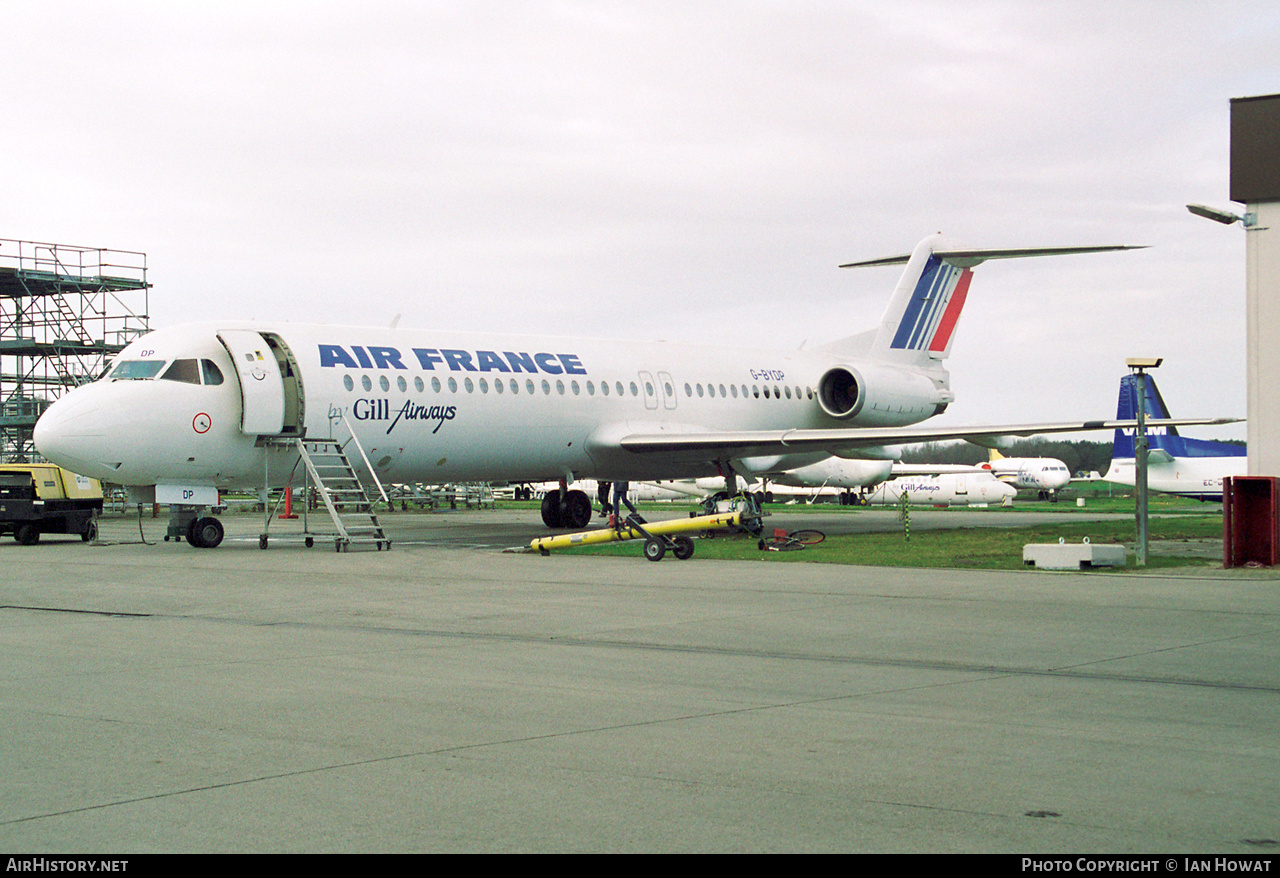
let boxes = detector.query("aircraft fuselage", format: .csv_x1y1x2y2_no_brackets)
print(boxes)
35,321,950,492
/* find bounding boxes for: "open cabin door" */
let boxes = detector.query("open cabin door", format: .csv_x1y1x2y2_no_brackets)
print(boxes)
217,330,302,436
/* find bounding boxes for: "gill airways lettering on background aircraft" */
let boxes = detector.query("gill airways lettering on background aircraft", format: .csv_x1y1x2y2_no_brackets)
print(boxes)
318,344,587,375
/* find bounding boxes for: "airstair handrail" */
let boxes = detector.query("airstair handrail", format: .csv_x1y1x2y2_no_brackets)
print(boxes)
339,411,390,505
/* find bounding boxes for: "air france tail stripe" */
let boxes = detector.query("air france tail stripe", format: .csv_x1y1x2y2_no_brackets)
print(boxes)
911,264,952,350
891,256,966,350
914,262,958,349
927,269,972,352
890,257,944,349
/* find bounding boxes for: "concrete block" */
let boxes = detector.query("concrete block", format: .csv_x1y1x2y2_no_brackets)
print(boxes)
1023,539,1127,569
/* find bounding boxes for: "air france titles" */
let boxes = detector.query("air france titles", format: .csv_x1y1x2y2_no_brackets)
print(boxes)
318,344,586,376
321,344,587,436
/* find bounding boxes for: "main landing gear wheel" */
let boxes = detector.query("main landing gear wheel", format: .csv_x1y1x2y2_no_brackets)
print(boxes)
562,489,592,529
541,489,593,529
644,538,665,562
540,493,563,528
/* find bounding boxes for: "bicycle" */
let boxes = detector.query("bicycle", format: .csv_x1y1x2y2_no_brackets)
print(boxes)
757,527,826,552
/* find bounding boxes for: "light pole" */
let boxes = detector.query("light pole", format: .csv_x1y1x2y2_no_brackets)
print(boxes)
1126,357,1162,566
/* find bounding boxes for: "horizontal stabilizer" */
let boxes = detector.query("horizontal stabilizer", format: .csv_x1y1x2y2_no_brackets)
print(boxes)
840,245,1146,269
828,237,1148,365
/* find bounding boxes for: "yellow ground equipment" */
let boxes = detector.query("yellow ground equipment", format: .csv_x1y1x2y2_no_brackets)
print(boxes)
531,510,748,561
0,464,104,544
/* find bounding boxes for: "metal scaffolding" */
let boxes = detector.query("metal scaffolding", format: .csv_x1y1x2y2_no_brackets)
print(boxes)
0,238,150,461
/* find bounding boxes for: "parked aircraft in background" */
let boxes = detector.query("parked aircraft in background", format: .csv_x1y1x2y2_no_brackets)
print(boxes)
1105,373,1245,501
767,456,893,505
865,472,1016,507
36,233,1227,547
980,449,1072,499
768,450,1070,505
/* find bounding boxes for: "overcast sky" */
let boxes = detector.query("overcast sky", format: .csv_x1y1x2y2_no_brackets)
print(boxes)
7,1,1277,438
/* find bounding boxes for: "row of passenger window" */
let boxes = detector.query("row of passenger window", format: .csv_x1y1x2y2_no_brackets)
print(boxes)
341,373,814,402
686,382,814,402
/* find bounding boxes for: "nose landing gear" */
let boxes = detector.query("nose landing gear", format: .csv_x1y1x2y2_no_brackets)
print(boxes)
166,505,225,548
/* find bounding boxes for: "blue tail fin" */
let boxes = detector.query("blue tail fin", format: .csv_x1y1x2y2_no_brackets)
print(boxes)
1112,374,1245,460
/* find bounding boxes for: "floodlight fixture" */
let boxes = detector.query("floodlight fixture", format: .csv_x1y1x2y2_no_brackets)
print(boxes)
1187,203,1258,227
1187,203,1243,224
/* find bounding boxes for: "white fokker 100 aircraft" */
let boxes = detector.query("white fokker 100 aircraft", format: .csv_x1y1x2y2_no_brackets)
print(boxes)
34,234,1230,547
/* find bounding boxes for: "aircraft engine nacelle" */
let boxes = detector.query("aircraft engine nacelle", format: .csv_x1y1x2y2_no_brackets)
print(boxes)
816,364,951,422
834,458,894,487
773,457,893,489
807,457,893,487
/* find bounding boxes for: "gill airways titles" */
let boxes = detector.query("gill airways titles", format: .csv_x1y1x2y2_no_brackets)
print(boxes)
351,398,456,434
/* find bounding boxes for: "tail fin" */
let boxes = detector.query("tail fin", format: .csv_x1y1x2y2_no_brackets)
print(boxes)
833,236,1145,366
855,235,974,364
1113,373,1161,460
1112,373,1246,460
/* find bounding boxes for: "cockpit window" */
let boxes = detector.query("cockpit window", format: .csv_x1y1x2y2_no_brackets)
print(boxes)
110,360,167,380
160,359,201,385
200,360,225,386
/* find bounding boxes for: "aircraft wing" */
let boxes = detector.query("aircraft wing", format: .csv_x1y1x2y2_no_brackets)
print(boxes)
618,418,1240,458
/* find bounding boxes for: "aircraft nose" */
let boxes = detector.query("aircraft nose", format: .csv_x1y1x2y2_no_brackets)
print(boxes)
34,390,119,479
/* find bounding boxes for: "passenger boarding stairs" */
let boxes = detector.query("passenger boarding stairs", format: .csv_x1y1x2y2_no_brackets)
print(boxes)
260,435,390,552
295,438,389,552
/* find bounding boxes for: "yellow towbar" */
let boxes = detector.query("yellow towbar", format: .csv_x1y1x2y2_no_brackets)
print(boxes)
531,510,745,561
